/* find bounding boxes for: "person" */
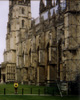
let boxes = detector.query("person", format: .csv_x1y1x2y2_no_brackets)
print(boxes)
14,81,18,94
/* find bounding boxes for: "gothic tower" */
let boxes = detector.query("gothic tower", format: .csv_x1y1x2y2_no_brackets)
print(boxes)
1,0,31,83
62,0,80,81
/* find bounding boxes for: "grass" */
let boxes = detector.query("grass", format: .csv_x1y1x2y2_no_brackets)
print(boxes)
0,83,59,95
0,84,79,100
0,83,47,94
0,95,79,100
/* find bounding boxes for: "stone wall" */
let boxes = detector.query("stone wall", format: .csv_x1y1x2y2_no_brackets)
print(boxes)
1,0,80,85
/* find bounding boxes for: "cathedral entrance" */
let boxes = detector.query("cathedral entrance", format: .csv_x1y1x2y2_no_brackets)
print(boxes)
37,66,45,85
3,74,5,83
47,65,57,85
46,43,57,85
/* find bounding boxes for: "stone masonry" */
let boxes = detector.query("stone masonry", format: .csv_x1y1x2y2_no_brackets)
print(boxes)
1,0,80,85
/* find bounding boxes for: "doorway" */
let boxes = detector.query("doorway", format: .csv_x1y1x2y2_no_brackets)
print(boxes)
3,74,5,82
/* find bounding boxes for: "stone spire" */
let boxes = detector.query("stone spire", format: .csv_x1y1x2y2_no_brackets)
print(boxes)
39,0,46,14
46,0,52,9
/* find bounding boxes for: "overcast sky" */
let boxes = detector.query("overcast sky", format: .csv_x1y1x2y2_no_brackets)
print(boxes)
0,1,39,64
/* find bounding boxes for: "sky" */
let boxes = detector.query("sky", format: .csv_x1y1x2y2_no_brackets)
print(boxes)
0,1,39,64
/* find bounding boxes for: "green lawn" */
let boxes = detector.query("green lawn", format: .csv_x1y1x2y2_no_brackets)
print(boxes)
0,84,79,100
0,84,47,94
0,95,79,100
0,83,59,95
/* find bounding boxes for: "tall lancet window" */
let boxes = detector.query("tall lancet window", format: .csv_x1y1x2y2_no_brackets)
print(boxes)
22,8,24,14
22,20,24,27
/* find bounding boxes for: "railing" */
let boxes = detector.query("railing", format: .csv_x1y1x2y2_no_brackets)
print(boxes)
0,87,55,95
0,83,59,95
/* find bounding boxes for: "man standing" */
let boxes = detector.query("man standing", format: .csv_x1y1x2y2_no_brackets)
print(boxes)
14,81,18,94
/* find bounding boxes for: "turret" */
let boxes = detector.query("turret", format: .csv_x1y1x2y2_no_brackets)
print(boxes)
46,0,52,9
39,0,46,14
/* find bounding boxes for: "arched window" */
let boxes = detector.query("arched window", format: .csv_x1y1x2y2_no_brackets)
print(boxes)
29,49,31,66
22,8,24,14
22,20,24,27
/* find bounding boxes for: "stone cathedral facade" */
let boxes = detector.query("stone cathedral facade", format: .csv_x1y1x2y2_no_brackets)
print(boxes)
1,0,80,85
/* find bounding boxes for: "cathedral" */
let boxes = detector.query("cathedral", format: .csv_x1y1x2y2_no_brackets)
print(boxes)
1,0,80,85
